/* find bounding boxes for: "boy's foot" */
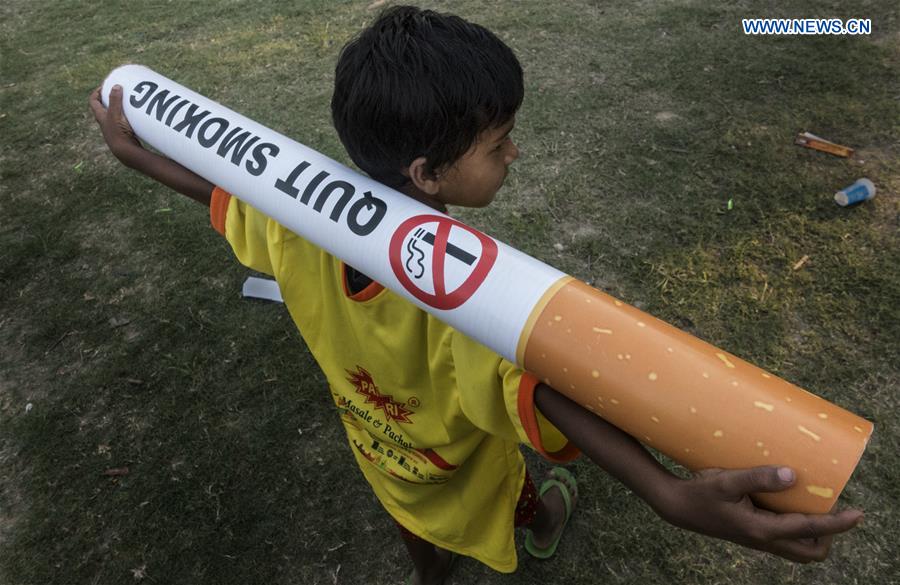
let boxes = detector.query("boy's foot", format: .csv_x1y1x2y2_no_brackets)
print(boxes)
406,548,456,585
524,467,578,559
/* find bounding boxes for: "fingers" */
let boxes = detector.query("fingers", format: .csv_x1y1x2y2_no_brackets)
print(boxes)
759,508,863,542
713,466,796,500
690,467,862,563
107,84,124,115
90,84,124,115
765,534,835,563
88,86,106,121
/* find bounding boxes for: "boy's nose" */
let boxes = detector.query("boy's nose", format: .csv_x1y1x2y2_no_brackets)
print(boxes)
504,142,520,165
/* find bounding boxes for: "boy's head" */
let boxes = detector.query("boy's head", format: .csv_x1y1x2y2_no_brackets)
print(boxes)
332,5,522,209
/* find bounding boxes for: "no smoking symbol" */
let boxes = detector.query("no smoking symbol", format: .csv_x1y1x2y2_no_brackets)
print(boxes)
389,215,497,310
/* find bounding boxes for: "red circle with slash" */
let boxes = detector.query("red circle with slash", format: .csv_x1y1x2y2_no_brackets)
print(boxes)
389,214,498,310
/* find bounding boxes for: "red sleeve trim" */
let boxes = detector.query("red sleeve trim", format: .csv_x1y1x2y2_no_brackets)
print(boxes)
517,373,580,463
341,263,385,302
210,187,232,236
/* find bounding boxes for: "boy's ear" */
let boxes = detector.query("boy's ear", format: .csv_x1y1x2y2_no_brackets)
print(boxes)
405,157,442,195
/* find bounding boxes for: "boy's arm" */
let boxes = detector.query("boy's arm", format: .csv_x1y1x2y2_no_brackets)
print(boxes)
90,85,214,206
533,383,863,563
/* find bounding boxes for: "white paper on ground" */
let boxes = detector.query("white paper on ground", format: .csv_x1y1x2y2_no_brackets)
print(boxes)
242,276,284,303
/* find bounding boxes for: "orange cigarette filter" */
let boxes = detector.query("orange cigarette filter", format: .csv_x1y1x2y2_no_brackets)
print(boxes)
518,278,873,514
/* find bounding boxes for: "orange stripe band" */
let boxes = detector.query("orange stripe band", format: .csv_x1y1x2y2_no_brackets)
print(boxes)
515,275,573,366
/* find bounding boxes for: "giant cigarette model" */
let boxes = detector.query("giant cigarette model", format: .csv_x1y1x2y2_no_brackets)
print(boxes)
102,65,873,514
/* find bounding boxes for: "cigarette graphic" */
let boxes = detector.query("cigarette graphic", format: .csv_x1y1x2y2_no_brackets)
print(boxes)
405,228,477,282
413,228,477,265
103,66,873,514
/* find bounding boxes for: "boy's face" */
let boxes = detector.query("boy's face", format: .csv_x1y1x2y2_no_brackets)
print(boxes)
435,118,519,209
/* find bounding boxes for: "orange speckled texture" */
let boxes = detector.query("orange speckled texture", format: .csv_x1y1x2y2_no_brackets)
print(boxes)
522,279,873,514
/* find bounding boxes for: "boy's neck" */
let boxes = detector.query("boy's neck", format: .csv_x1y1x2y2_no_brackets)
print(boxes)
398,183,448,214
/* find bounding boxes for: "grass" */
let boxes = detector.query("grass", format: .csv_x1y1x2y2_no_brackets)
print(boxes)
1,0,898,584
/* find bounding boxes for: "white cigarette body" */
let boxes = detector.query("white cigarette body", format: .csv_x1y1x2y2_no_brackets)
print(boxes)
102,65,872,513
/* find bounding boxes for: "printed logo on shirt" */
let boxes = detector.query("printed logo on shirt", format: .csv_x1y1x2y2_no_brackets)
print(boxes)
346,366,415,425
350,438,452,485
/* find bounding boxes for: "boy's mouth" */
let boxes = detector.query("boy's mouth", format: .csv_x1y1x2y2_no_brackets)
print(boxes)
497,169,510,192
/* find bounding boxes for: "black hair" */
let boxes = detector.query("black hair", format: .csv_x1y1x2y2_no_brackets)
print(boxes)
331,5,523,189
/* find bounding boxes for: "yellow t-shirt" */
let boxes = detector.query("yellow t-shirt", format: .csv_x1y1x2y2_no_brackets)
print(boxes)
211,188,578,572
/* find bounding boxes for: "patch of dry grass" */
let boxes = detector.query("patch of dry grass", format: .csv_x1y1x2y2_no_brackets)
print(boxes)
1,1,898,584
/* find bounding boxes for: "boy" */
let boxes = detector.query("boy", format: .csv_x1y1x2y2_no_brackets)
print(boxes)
90,6,862,584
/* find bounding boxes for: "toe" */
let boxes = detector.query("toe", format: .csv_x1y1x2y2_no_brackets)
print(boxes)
550,468,578,503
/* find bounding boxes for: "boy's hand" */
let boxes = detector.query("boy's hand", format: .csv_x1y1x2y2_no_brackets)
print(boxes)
89,84,144,167
664,466,864,563
88,82,213,204
533,385,863,564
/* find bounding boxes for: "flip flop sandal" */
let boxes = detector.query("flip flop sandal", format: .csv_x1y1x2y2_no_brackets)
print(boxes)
405,552,458,585
524,467,577,559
